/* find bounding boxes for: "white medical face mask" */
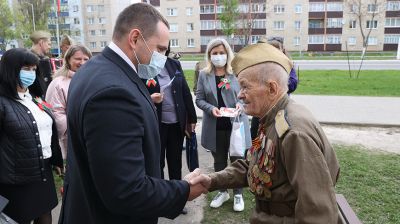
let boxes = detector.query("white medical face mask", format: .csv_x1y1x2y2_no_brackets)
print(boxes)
210,54,227,68
133,32,167,79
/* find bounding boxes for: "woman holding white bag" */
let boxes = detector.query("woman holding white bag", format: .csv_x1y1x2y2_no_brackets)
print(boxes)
195,38,251,212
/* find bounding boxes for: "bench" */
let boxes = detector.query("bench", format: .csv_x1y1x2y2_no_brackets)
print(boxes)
336,194,363,224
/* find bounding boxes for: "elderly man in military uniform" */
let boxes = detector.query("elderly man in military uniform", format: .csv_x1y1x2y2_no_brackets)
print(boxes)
191,43,341,223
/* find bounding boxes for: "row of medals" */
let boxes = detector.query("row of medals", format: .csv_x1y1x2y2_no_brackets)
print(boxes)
247,127,276,199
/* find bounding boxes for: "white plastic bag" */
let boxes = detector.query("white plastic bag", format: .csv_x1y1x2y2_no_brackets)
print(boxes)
229,114,246,157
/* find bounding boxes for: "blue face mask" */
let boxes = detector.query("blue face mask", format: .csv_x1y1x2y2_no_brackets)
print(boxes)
133,32,167,79
19,70,36,88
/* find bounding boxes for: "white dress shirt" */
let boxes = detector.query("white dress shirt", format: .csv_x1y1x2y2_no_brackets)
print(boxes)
18,91,53,159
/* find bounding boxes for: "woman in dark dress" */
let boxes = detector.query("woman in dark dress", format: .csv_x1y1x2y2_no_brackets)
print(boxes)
0,48,63,224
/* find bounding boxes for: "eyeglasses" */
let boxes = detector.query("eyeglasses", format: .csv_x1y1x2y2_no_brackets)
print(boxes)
267,36,284,44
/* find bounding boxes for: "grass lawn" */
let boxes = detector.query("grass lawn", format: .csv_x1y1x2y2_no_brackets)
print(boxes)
183,70,400,97
202,145,400,224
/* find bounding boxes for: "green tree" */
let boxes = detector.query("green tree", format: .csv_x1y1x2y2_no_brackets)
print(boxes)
15,0,52,47
218,0,239,42
0,0,16,51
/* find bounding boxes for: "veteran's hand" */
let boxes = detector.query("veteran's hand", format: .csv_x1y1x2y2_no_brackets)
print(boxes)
184,169,208,201
212,107,221,118
189,174,211,190
151,93,163,103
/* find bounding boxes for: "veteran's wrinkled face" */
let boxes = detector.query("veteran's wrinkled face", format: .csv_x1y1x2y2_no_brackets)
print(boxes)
237,66,271,118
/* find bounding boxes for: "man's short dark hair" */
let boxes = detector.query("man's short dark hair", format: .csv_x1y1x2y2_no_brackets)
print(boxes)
0,48,39,99
112,3,169,41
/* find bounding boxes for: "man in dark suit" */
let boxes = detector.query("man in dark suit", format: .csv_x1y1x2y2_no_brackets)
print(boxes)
58,3,206,224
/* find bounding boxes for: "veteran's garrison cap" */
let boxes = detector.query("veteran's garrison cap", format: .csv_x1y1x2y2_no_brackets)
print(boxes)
232,43,293,75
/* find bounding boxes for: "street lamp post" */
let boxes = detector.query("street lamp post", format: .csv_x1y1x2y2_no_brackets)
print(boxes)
26,2,35,31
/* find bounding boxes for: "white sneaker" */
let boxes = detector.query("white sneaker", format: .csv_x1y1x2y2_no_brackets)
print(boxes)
233,194,244,212
210,191,230,208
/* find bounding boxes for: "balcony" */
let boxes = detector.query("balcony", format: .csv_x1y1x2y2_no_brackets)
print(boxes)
48,11,69,17
308,28,325,35
48,24,71,30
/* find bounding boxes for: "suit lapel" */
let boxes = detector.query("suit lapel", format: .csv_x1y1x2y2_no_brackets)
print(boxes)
207,72,218,103
102,47,157,117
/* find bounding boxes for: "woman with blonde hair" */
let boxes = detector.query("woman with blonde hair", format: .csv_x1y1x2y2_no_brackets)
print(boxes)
46,44,92,160
195,38,251,212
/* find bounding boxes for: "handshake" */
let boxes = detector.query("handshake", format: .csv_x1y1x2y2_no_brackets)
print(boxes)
183,168,211,201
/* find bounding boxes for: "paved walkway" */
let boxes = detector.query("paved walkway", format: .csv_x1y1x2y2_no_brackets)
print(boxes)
193,94,400,127
52,94,400,223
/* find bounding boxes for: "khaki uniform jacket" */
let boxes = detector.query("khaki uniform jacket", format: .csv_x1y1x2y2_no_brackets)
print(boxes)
209,95,341,224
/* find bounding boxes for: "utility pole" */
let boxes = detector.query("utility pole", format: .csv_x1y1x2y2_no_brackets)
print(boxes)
25,2,35,31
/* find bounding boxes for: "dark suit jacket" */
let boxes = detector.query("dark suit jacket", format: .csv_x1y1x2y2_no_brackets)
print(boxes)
142,58,197,135
58,47,189,224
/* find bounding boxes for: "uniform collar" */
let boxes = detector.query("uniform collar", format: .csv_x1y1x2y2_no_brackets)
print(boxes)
260,94,289,127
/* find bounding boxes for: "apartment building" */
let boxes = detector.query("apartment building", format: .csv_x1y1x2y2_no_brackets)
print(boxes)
151,0,399,53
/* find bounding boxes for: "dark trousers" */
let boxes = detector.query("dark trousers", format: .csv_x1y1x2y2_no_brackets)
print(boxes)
160,122,184,180
212,130,243,195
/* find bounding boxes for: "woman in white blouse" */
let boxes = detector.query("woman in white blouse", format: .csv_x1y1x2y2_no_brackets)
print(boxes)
0,48,63,224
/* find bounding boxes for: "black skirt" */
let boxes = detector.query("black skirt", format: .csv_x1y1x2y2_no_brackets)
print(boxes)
0,159,58,223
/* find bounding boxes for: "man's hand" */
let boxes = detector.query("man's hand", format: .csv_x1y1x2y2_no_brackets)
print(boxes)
212,107,221,118
184,169,209,201
189,174,211,190
150,93,163,103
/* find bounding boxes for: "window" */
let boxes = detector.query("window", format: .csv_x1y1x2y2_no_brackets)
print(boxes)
252,3,266,12
187,38,194,47
88,18,94,25
326,35,341,44
308,35,324,44
167,8,178,16
73,5,79,12
201,36,213,45
385,18,400,27
309,3,325,12
200,5,214,14
326,18,343,28
366,20,378,29
309,20,323,28
201,20,215,30
186,7,193,16
368,4,378,13
295,21,301,30
251,35,261,44
273,21,285,30
74,18,80,24
326,3,343,11
90,30,96,36
87,5,96,12
99,17,106,24
348,37,356,45
295,4,302,13
293,37,300,46
100,29,106,36
350,4,358,13
384,35,400,44
170,24,178,32
387,1,400,11
100,41,107,48
274,5,285,13
89,42,96,49
98,5,104,12
238,4,249,13
253,19,266,29
170,39,179,47
216,5,224,13
187,23,194,32
75,30,81,37
349,20,357,29
367,37,378,45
